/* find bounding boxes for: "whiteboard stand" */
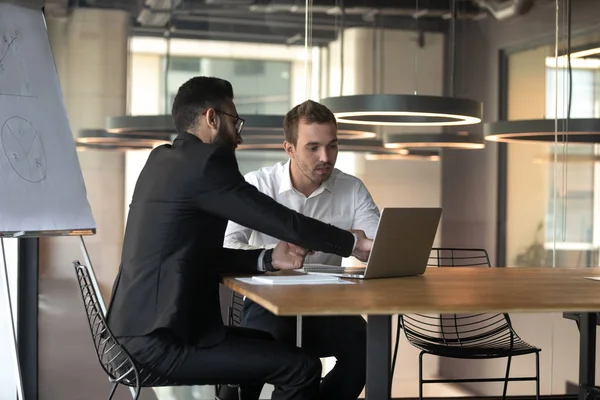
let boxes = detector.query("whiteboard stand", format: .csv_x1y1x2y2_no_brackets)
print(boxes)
0,238,24,400
78,236,136,399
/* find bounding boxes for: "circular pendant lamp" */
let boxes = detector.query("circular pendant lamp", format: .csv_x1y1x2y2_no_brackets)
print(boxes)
484,118,600,144
106,114,376,140
322,94,482,127
76,129,171,150
238,137,402,154
384,132,484,149
237,136,440,161
320,0,482,128
365,148,440,161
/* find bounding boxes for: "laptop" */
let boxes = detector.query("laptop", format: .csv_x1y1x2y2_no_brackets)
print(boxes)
302,207,442,279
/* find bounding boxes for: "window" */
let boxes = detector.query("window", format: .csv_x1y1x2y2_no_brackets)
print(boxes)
504,43,600,268
170,57,202,73
544,64,600,248
234,59,265,75
163,56,291,115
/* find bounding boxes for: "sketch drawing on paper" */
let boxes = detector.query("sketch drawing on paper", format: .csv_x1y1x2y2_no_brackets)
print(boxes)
0,30,33,97
1,117,47,183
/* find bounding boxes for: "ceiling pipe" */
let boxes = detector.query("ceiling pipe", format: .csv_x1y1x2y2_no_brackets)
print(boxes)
473,0,537,20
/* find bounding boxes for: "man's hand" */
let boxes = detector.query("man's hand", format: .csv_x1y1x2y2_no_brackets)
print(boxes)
272,241,312,270
350,229,373,262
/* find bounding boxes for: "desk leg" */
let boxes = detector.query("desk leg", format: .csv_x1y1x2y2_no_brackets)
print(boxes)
296,316,302,347
579,312,597,400
366,315,391,400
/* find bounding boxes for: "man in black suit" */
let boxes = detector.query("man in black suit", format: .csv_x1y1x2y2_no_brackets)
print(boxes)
106,76,373,400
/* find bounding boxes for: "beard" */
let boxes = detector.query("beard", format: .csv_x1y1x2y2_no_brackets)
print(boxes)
313,162,333,181
298,159,333,184
213,128,237,151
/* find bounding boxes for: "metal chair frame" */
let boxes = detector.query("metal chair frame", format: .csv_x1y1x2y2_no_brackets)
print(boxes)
73,260,229,400
392,248,541,400
214,291,246,399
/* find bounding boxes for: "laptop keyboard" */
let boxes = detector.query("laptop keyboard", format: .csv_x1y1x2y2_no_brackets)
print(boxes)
303,265,348,273
303,265,367,274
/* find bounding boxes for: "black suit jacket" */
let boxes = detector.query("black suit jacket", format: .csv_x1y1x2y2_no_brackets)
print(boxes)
107,132,355,347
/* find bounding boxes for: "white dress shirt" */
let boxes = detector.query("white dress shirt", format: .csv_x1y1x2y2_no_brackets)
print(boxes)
224,160,380,266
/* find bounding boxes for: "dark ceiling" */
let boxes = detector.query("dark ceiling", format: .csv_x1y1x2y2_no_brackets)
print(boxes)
63,0,511,45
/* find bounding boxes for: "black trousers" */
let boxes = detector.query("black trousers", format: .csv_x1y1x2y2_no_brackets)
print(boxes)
238,299,367,400
119,327,322,400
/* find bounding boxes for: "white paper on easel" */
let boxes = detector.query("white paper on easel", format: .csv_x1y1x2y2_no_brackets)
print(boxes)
0,2,96,235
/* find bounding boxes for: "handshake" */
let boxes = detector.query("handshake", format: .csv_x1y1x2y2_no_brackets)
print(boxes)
271,229,373,270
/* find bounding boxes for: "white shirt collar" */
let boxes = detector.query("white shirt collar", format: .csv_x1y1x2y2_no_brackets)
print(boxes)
278,160,335,196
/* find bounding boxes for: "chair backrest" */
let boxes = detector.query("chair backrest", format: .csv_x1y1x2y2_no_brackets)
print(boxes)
228,291,245,327
428,247,491,268
402,248,514,346
72,260,142,387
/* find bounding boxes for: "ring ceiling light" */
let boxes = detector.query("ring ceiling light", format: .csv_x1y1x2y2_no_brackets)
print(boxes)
106,115,376,139
321,95,482,127
484,119,600,143
384,132,484,149
77,130,171,150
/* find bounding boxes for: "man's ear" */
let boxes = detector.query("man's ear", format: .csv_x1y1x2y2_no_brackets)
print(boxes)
204,108,219,130
283,141,295,158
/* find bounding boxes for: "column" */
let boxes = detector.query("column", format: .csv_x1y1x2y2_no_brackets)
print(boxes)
43,7,128,302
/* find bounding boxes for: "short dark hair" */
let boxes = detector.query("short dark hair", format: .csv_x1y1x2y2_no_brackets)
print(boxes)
171,76,234,132
283,100,337,146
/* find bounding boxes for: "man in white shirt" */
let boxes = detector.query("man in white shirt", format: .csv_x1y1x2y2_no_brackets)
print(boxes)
223,100,380,400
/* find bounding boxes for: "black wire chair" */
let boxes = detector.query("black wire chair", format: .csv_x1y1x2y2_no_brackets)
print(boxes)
214,291,245,399
392,248,541,400
73,260,193,400
228,290,245,328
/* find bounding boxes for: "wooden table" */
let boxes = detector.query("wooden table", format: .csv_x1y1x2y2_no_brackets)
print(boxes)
224,267,600,400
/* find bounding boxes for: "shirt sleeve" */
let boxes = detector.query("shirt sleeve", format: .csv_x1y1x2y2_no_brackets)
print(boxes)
352,179,380,239
223,171,264,250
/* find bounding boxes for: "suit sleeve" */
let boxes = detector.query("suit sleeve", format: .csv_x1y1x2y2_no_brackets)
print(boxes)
215,248,264,274
197,146,355,257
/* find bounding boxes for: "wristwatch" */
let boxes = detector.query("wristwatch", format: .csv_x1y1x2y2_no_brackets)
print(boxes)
262,249,280,272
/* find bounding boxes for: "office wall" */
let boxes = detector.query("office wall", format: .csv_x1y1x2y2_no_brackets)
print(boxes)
42,8,128,295
439,0,600,395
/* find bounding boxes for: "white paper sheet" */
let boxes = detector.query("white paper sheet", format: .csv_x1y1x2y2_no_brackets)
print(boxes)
236,275,355,285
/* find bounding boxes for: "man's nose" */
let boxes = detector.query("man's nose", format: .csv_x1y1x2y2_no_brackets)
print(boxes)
237,134,243,145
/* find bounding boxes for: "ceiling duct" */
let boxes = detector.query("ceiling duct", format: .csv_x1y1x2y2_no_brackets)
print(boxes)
137,0,182,27
43,0,69,17
474,0,537,20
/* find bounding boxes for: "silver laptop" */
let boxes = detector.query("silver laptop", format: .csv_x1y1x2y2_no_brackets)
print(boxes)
303,207,442,279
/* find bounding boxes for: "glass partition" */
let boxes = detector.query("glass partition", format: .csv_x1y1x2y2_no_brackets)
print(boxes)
505,32,600,268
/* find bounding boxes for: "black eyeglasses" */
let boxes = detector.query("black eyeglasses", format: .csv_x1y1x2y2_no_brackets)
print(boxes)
215,109,245,134
202,109,245,134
